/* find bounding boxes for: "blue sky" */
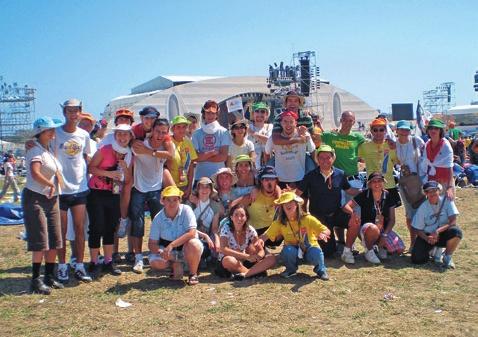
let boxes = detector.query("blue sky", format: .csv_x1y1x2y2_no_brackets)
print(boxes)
1,0,477,121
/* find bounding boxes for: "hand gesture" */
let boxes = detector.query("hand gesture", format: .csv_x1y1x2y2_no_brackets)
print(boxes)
117,159,128,171
47,184,56,199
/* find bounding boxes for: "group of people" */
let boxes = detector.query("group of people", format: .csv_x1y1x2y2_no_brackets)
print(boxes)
21,91,467,295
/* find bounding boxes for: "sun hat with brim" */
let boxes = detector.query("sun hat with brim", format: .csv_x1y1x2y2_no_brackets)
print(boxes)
370,118,387,127
316,144,335,154
274,191,304,205
171,115,191,126
161,185,184,198
396,120,412,130
252,102,270,112
235,154,253,164
367,172,387,184
112,124,133,132
195,177,218,195
258,165,278,180
284,91,305,105
79,112,96,124
230,119,248,130
32,117,63,136
211,167,238,186
423,181,442,192
427,119,445,129
60,98,82,108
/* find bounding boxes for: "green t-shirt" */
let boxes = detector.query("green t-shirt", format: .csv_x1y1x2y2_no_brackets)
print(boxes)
448,128,461,140
321,131,365,176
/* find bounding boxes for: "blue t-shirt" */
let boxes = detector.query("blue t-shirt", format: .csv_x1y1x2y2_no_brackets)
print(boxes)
149,204,197,242
192,127,231,179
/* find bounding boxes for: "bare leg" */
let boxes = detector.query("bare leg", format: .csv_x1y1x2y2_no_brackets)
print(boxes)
71,205,87,264
445,237,461,255
57,210,68,264
183,240,202,275
364,225,380,250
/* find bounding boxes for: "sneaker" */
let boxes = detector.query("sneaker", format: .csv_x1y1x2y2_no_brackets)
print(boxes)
97,255,105,265
74,264,92,282
341,248,355,264
117,218,130,238
232,272,246,281
280,270,297,278
112,252,122,264
30,278,51,295
317,270,330,281
442,255,456,269
57,263,69,284
44,275,65,289
88,262,101,279
133,260,144,274
434,247,444,264
125,252,135,264
364,249,381,264
378,247,388,260
69,256,77,270
103,262,122,276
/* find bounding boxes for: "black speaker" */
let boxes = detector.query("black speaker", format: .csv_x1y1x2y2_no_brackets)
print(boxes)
299,58,310,97
391,103,414,121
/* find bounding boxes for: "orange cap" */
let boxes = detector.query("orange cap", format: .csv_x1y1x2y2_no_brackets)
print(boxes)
370,118,387,127
115,108,134,118
79,112,96,124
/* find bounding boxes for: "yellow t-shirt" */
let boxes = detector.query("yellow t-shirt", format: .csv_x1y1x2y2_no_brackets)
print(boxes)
247,191,276,230
264,214,328,247
170,138,198,187
358,141,398,189
464,138,472,148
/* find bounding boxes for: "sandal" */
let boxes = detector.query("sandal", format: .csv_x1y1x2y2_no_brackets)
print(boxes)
187,274,199,286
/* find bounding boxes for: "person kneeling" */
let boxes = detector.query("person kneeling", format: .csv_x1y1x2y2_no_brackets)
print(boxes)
256,192,330,280
148,186,203,285
216,204,276,280
411,181,462,269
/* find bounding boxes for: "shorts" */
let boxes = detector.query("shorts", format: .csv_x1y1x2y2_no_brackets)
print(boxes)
22,188,62,251
359,222,375,242
149,238,203,263
59,190,89,211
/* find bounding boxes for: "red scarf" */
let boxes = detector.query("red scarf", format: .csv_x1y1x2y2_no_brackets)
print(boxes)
426,139,444,162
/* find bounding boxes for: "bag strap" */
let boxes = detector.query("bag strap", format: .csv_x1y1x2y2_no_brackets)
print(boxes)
432,196,447,225
412,137,420,175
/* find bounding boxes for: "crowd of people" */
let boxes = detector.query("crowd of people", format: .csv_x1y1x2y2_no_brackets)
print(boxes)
19,91,474,295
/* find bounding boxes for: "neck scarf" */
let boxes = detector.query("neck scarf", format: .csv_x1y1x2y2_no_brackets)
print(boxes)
202,121,222,134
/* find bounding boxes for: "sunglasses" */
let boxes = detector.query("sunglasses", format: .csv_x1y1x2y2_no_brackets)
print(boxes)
232,125,246,130
372,128,385,132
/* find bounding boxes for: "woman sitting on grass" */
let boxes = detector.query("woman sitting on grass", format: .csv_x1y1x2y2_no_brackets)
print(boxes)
256,191,330,280
216,204,276,280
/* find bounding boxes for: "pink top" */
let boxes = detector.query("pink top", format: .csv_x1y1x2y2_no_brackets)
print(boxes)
88,144,119,191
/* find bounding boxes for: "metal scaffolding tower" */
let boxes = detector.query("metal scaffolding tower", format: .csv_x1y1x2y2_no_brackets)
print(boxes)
0,76,36,143
422,82,455,115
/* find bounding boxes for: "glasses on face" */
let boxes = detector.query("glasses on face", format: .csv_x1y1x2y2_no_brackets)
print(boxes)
232,125,246,130
372,128,385,132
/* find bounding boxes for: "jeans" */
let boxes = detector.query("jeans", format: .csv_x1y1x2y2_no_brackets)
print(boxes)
129,188,162,237
280,239,326,275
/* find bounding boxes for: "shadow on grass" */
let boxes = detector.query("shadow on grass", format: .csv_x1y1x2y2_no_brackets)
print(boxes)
0,276,30,296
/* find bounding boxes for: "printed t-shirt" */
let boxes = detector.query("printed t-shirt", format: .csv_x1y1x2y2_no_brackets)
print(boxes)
170,137,198,187
192,127,231,180
358,141,398,189
321,131,365,176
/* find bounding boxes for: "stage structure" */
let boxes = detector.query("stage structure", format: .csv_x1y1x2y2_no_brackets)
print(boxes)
0,76,36,145
423,82,456,115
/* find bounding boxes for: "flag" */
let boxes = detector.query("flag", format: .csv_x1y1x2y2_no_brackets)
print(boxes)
415,100,425,137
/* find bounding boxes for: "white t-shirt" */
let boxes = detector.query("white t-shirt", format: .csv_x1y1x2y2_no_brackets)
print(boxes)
396,136,425,174
412,196,459,233
3,162,14,177
25,143,63,196
52,126,91,194
265,131,315,182
133,139,167,193
228,139,255,168
249,122,272,169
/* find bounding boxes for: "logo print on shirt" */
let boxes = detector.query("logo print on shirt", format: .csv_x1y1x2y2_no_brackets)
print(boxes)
62,139,82,157
203,134,217,151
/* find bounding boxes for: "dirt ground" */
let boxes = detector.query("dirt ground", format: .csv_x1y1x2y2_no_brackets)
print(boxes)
0,188,477,337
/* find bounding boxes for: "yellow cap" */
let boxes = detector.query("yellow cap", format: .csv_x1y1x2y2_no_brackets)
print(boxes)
161,185,184,198
274,191,304,205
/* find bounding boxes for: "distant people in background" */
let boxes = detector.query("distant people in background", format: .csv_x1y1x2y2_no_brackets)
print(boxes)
192,100,231,181
170,115,198,200
92,118,108,142
411,181,462,269
447,121,462,141
469,138,478,165
248,102,273,169
453,133,466,166
23,117,64,294
420,119,455,200
0,153,20,202
227,119,255,169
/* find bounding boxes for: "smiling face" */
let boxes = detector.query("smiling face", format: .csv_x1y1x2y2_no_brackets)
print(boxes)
397,127,410,141
197,183,212,201
142,116,156,131
371,126,386,142
203,108,218,124
63,106,81,125
231,123,247,139
369,178,384,192
285,96,301,112
172,123,188,139
217,173,233,190
151,124,169,142
317,151,335,170
252,109,268,124
340,112,355,132
39,128,56,142
280,115,297,136
231,206,248,231
235,161,251,176
261,177,277,194
114,130,132,147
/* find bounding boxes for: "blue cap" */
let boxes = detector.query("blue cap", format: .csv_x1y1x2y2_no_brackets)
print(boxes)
258,165,278,179
32,116,63,136
423,181,442,192
139,106,159,118
396,120,412,130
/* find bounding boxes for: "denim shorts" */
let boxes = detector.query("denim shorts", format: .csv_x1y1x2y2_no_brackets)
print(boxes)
59,190,90,211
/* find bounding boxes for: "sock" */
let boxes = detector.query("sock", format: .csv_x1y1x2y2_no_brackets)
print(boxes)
76,263,84,271
135,253,143,262
104,257,112,264
32,263,41,279
45,263,55,277
343,247,351,253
